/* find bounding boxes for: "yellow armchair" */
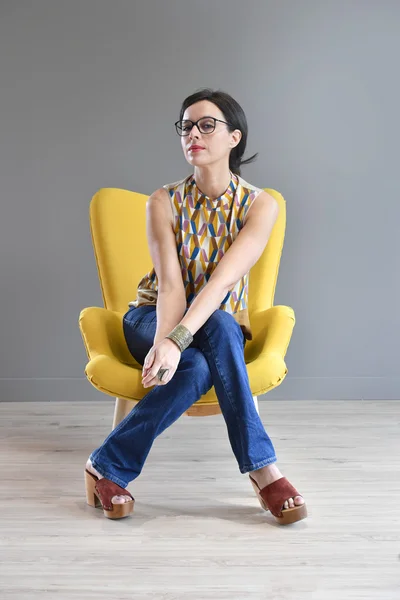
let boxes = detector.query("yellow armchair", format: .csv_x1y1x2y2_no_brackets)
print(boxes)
79,187,295,429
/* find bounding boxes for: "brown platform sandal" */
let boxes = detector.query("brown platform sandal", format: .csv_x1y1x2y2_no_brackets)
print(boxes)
249,474,307,525
84,469,135,519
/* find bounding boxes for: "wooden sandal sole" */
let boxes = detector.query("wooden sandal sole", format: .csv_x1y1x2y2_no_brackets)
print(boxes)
249,474,307,525
84,469,134,519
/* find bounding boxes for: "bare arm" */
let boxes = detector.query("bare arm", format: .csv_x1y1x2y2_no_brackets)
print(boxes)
179,191,279,335
145,188,187,345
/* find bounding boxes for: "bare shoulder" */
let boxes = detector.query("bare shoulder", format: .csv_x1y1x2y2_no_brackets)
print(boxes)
244,190,279,226
146,187,173,224
148,187,171,204
254,190,279,212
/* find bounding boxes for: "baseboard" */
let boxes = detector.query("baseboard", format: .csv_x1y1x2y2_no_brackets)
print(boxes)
264,376,400,400
0,378,104,403
0,377,399,402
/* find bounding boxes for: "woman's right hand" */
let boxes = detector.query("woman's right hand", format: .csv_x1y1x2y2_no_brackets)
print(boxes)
141,338,182,387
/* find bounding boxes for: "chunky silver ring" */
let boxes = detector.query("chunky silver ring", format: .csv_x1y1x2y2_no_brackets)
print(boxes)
157,367,169,381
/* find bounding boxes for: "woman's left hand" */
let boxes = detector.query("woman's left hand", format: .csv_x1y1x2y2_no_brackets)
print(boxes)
141,338,182,388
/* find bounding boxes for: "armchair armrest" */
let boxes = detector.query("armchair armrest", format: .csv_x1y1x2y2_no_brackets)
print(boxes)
78,306,144,400
245,306,295,395
78,306,138,366
249,305,295,360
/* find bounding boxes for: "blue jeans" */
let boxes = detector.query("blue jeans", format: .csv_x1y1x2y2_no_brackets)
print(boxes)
89,305,277,488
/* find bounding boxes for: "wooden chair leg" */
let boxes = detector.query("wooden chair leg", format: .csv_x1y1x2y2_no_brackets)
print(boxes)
112,397,135,430
253,395,259,414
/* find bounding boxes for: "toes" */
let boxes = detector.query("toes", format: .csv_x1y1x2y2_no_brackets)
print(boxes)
112,495,130,504
283,497,302,510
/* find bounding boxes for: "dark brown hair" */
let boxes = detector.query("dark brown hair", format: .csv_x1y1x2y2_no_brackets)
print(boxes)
179,88,258,176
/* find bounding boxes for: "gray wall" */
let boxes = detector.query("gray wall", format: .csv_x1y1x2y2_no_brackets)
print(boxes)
1,0,399,402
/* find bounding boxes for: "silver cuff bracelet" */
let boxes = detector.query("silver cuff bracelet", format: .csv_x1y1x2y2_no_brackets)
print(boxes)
166,324,193,352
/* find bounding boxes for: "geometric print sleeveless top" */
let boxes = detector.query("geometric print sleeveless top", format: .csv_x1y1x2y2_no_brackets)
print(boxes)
128,171,263,340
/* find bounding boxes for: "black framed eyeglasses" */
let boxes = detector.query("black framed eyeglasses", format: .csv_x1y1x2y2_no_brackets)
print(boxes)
175,116,232,136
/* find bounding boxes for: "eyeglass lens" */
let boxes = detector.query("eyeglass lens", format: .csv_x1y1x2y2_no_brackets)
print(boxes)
177,117,216,135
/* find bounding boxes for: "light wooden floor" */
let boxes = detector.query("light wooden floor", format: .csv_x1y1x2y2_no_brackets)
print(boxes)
0,400,399,600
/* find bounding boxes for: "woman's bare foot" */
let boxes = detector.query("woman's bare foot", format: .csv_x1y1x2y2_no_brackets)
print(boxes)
250,463,304,509
85,459,131,504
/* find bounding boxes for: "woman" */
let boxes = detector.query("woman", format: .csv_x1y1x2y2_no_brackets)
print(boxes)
84,88,307,525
